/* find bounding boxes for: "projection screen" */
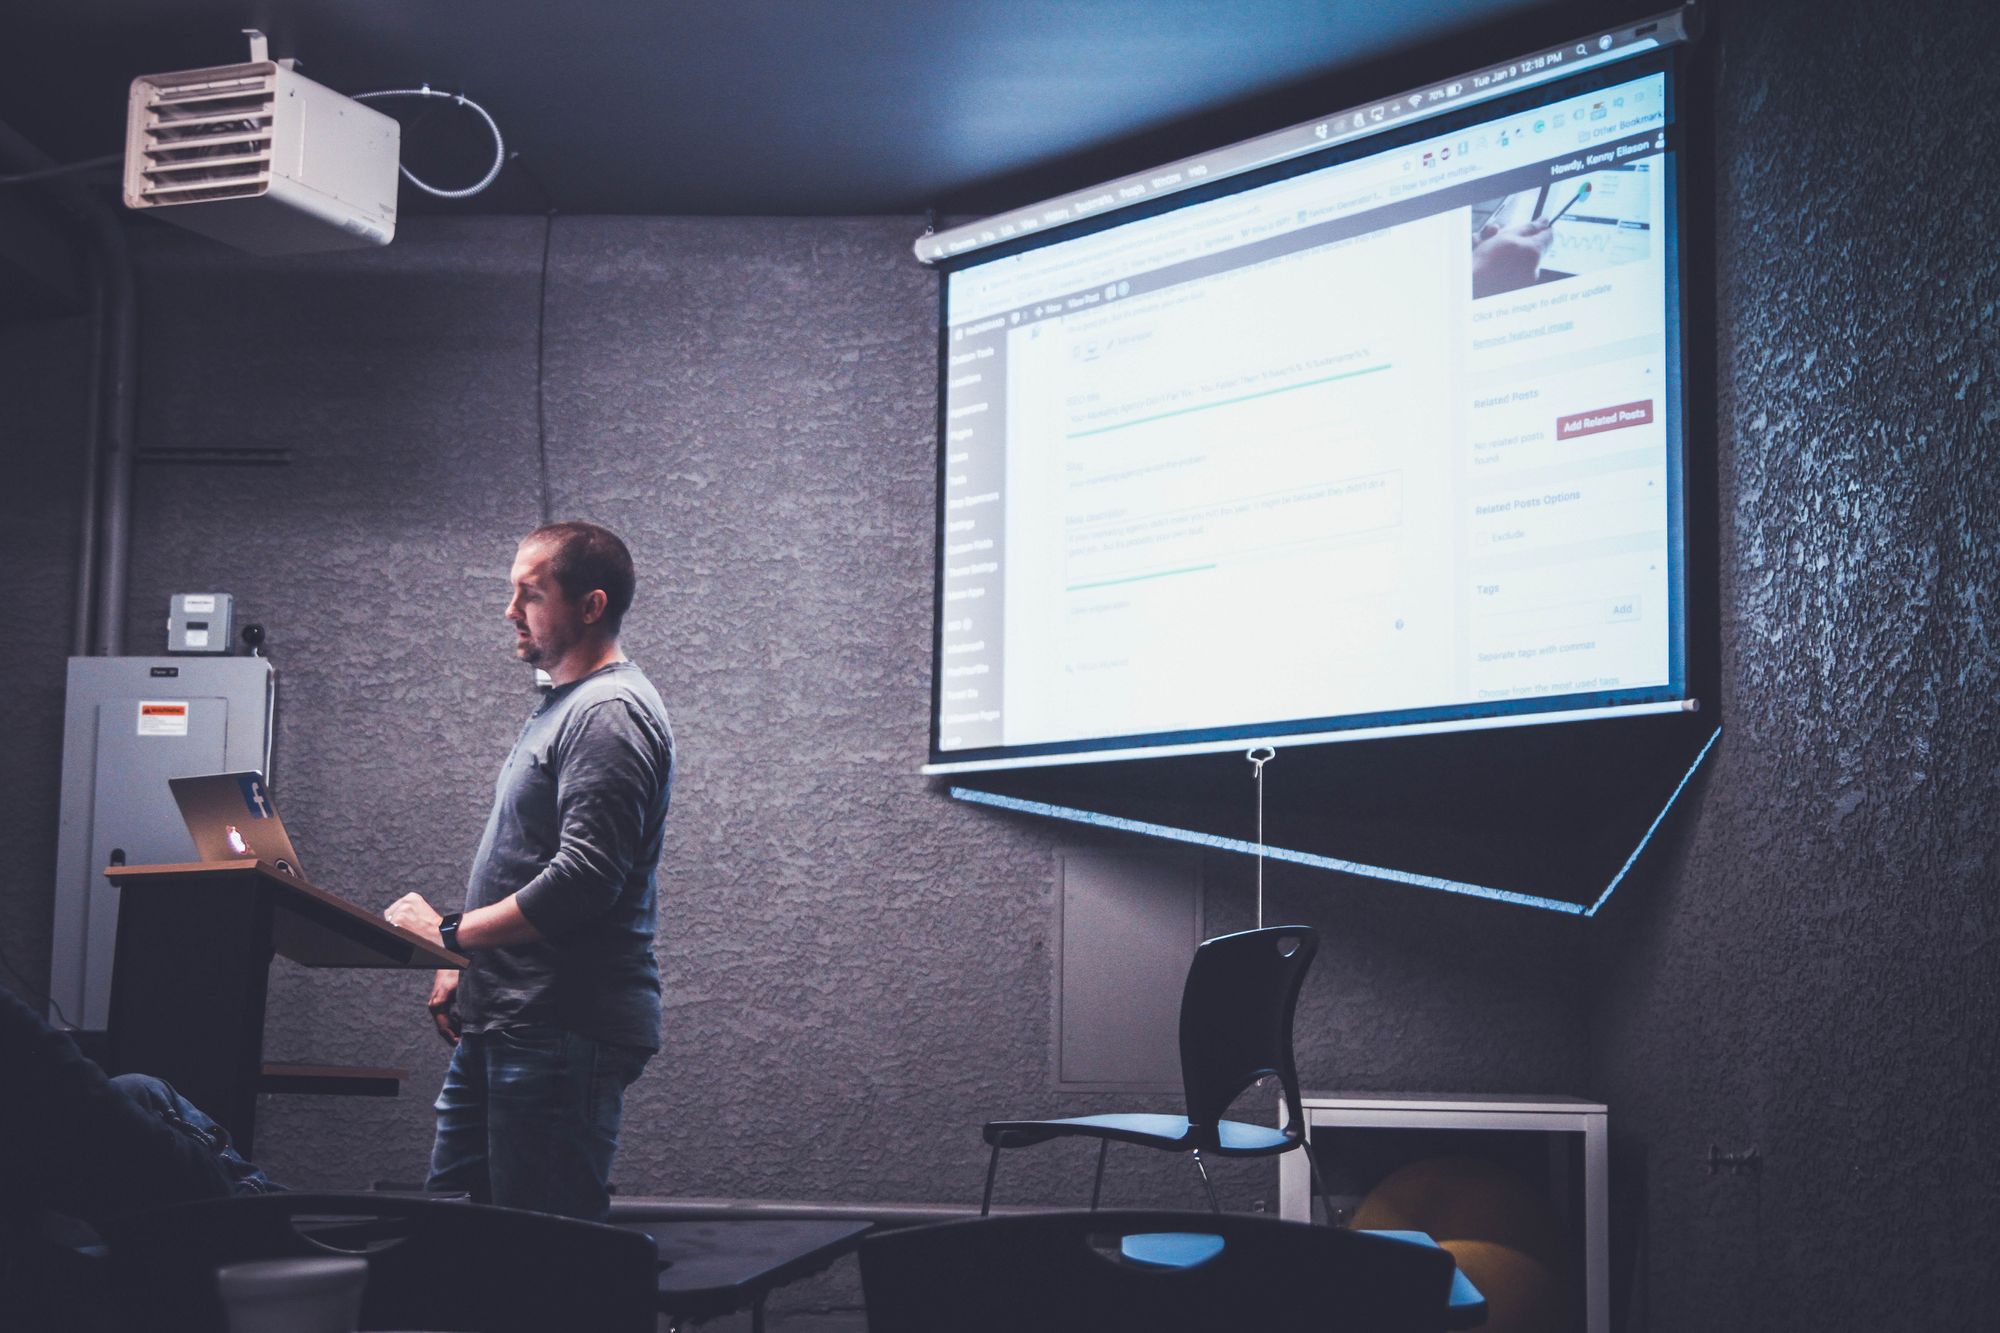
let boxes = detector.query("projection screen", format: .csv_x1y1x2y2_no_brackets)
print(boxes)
926,8,1701,774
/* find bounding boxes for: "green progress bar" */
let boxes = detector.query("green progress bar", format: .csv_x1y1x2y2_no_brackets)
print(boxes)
1067,362,1392,439
1067,563,1217,592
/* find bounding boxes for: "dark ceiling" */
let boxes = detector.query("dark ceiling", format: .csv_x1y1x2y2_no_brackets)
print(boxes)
0,0,1661,218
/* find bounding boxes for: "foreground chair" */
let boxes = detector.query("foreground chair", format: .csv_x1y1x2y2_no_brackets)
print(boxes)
981,924,1333,1220
862,1209,1459,1333
101,1192,658,1333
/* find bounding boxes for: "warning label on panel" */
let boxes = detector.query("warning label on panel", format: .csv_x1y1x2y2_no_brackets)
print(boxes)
137,701,189,737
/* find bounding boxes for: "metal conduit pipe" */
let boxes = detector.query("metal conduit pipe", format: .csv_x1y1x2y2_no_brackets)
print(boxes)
71,271,107,657
92,236,137,657
0,120,137,657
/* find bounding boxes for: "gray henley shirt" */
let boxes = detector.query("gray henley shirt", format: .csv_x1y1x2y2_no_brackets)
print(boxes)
457,661,674,1051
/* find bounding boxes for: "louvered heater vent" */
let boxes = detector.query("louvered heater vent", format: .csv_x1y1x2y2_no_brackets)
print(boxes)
129,69,277,208
121,33,398,256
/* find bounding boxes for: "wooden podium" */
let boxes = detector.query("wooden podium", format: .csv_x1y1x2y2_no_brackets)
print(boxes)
103,859,465,1154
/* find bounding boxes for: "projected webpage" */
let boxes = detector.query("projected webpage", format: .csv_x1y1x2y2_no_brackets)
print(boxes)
938,71,1677,758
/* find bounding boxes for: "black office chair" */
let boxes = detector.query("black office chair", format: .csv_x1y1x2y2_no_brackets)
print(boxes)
862,1209,1459,1333
981,924,1334,1221
100,1192,659,1333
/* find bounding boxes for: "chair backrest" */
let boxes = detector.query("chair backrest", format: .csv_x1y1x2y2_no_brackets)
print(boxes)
1178,925,1318,1149
101,1192,658,1333
861,1209,1454,1333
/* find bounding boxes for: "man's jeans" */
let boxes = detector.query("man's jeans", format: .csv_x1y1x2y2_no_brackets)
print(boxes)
425,1024,649,1221
109,1073,283,1197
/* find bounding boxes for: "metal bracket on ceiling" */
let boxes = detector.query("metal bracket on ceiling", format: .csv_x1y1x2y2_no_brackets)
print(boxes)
242,28,298,71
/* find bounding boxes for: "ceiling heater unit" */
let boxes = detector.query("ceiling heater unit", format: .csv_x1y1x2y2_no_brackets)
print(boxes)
123,31,398,255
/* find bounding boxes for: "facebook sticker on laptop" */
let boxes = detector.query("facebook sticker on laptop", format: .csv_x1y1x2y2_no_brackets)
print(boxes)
238,775,273,819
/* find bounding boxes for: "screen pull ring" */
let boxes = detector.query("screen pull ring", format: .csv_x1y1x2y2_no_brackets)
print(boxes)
1246,747,1276,929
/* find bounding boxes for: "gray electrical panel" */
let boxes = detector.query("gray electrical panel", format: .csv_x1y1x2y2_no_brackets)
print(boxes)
49,656,276,1029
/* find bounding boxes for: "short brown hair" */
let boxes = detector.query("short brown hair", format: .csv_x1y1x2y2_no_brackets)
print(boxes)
524,521,636,634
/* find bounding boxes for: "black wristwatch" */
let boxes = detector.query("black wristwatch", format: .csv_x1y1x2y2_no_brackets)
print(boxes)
439,912,464,954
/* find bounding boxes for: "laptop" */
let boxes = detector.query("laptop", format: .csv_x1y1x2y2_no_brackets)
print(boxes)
169,771,309,880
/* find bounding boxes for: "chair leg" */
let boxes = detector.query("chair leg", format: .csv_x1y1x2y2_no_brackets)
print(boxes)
981,1141,1003,1217
1090,1140,1110,1211
1300,1136,1336,1226
1190,1150,1221,1213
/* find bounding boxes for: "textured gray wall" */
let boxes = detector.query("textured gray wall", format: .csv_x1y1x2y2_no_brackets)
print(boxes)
1585,0,1999,1329
0,215,1583,1224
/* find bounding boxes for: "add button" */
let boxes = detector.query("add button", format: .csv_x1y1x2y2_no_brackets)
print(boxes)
1557,399,1654,440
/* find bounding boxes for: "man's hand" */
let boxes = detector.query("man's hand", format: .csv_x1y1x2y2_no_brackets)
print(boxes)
387,892,543,956
427,969,462,1046
386,892,444,947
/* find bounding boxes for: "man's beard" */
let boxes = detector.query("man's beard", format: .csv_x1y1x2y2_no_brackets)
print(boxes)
517,624,576,666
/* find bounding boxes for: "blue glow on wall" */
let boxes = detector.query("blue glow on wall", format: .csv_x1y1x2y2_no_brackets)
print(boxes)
1584,724,1723,915
950,725,1721,916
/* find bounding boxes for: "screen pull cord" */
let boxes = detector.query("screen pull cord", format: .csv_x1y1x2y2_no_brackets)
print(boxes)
1247,746,1276,929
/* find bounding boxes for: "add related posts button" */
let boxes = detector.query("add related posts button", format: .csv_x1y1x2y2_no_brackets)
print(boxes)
1557,399,1654,440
